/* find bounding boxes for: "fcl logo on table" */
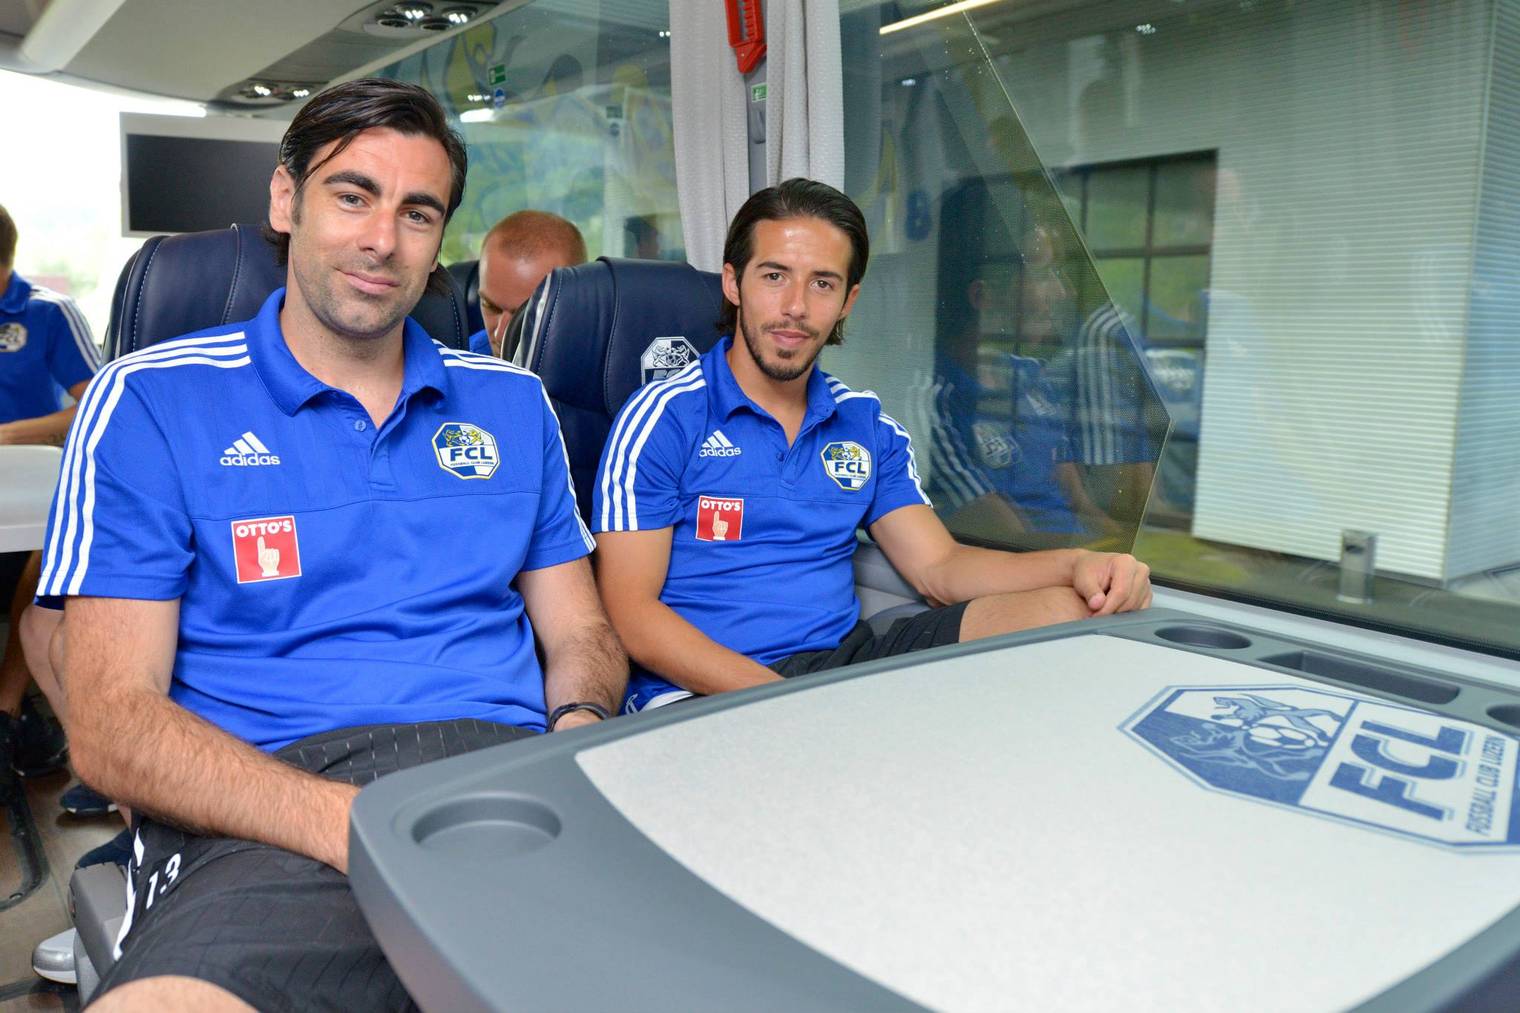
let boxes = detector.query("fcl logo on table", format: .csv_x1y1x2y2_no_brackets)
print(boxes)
433,422,499,479
1123,684,1520,849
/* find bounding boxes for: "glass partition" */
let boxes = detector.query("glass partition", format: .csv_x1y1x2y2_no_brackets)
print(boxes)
380,0,682,266
838,0,1520,657
832,5,1171,554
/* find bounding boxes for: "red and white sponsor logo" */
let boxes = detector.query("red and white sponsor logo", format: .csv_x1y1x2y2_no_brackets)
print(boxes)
695,495,744,542
231,515,302,584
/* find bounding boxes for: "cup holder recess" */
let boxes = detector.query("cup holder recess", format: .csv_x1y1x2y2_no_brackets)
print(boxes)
1153,625,1253,650
1488,704,1520,730
409,795,561,858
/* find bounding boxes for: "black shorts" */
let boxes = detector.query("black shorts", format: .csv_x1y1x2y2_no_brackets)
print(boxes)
769,602,969,678
98,718,535,1012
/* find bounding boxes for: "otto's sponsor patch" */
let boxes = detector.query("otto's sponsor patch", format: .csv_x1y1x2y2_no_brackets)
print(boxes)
433,422,499,479
695,495,743,542
1124,685,1520,849
820,441,872,491
231,515,301,584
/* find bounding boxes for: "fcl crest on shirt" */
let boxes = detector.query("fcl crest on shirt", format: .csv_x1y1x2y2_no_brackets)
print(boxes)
433,422,500,479
0,322,26,352
820,440,872,491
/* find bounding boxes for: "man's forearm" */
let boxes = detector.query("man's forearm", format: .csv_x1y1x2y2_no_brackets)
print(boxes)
0,406,77,446
72,685,358,871
541,616,628,716
925,545,1084,605
617,599,779,697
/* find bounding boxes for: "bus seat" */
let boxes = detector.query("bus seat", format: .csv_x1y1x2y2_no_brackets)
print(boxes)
445,259,484,337
515,257,724,521
104,223,472,360
70,860,126,1005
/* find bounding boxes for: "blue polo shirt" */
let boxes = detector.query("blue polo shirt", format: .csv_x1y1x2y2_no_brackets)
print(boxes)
593,337,930,705
0,272,100,424
467,328,491,357
39,289,593,751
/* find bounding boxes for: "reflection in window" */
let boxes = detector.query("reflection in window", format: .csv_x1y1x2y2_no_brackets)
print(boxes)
838,0,1520,657
378,0,682,267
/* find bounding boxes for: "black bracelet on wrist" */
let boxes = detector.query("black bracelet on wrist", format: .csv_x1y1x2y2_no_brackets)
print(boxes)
548,701,611,730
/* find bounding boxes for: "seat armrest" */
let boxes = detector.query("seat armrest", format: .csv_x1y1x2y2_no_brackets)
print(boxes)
71,861,127,995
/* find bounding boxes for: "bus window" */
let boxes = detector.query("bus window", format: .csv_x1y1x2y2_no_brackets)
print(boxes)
378,0,683,268
830,0,1520,658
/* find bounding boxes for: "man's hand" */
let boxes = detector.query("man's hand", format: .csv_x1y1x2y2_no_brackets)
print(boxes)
1072,550,1152,616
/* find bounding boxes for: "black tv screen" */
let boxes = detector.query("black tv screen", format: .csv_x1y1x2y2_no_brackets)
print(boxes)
124,135,280,234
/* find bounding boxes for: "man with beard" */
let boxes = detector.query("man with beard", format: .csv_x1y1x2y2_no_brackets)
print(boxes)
40,79,624,1010
592,178,1151,712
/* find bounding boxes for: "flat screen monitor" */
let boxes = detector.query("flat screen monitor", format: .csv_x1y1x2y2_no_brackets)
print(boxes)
120,113,286,237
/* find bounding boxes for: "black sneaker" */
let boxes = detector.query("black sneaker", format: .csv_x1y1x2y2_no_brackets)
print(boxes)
13,695,67,777
60,781,118,817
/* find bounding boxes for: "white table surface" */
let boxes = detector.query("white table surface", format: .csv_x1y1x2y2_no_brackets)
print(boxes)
577,636,1520,1013
0,445,63,552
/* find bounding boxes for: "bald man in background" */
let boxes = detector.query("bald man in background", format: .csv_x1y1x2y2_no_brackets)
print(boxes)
468,210,587,358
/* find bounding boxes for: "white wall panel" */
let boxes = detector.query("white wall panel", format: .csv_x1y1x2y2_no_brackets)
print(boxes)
995,1,1493,579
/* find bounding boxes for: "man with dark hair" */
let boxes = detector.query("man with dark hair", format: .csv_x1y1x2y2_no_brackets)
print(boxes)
468,209,587,357
41,78,625,1011
593,178,1151,712
0,201,97,790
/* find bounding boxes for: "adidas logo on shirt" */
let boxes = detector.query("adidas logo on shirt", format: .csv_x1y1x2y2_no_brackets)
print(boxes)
699,430,742,458
220,431,281,467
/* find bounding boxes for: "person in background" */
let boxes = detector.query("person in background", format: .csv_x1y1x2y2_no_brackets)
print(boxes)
468,209,587,358
0,201,98,796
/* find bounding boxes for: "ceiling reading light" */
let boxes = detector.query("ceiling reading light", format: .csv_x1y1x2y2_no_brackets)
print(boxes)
1136,22,1157,34
396,2,432,21
658,29,671,38
901,77,918,86
291,87,311,98
879,0,1003,35
444,6,473,24
250,83,273,97
377,14,410,27
419,16,450,30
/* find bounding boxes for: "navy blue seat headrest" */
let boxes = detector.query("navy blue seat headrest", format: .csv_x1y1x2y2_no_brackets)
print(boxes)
104,223,471,360
446,258,483,337
521,257,724,419
518,257,725,521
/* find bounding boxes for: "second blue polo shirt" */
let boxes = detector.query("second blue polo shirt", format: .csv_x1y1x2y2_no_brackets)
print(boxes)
593,337,930,705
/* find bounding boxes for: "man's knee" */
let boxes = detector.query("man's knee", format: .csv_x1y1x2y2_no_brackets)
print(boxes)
90,975,256,1013
1029,585,1090,626
960,585,1088,641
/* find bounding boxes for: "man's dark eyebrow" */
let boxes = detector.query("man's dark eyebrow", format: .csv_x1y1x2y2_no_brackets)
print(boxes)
402,191,448,216
755,259,844,281
322,169,380,196
321,170,447,216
